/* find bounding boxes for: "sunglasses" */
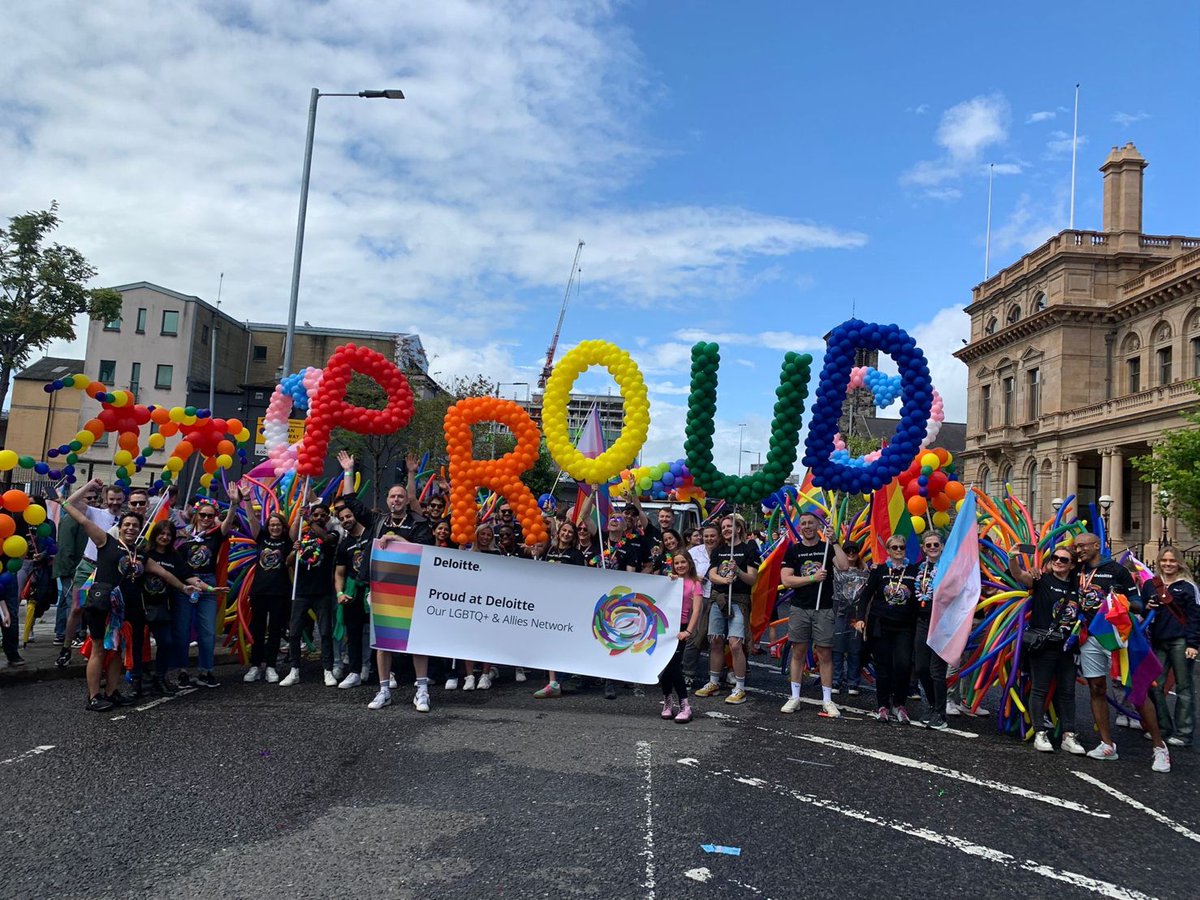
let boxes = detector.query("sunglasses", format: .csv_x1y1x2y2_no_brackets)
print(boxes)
923,543,942,549
1051,555,1073,564
888,544,906,551
128,500,148,507
196,512,216,519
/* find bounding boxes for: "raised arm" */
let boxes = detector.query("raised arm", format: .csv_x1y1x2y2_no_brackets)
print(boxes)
1008,552,1035,589
219,485,241,537
405,451,420,501
824,527,849,571
230,484,258,539
337,450,356,498
60,479,111,548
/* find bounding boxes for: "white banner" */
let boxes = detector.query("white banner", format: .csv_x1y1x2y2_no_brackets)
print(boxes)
369,541,684,684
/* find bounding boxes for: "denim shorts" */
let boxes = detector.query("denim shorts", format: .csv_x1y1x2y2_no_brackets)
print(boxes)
708,600,746,641
1079,635,1111,679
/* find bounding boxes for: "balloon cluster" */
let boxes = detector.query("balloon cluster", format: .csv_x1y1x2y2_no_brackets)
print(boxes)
265,367,323,477
684,343,812,505
0,488,51,587
43,376,153,486
298,344,414,477
854,366,902,406
168,414,252,492
803,320,932,494
900,448,966,534
443,397,548,547
830,365,946,468
541,341,650,483
607,459,705,502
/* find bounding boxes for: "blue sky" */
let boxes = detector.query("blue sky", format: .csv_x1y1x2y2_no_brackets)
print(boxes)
3,1,1197,472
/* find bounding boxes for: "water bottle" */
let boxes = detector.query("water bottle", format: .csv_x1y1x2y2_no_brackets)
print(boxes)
188,589,200,606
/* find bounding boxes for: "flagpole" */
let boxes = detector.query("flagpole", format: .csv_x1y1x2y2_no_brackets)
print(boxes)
984,163,994,279
1069,83,1080,230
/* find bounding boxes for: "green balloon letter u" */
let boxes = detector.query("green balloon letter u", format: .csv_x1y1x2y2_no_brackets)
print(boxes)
683,343,812,505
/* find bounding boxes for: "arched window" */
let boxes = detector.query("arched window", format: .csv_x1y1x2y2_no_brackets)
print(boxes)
979,466,992,497
985,317,998,336
1122,333,1143,394
1007,305,1021,325
1153,321,1173,385
1031,291,1047,313
1025,460,1040,520
999,463,1013,489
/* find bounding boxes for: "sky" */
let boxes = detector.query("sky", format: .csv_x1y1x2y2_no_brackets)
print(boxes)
2,1,1198,474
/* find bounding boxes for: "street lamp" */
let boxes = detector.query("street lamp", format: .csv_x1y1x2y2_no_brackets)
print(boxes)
1051,497,1063,514
741,449,762,471
283,87,405,376
736,423,747,476
1098,494,1113,538
1158,489,1171,549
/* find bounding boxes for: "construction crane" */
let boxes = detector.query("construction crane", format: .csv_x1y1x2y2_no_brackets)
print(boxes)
538,239,585,389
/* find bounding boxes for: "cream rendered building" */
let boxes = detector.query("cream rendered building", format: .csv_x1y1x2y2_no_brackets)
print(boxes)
956,144,1199,556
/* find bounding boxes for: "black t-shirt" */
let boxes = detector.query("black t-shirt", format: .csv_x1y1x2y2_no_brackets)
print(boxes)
253,534,291,597
782,541,837,610
338,530,372,597
707,542,762,599
496,545,528,559
1077,559,1136,614
183,529,226,579
376,512,432,546
296,530,339,596
95,538,146,605
545,547,585,566
1029,573,1080,632
143,548,185,614
858,563,919,628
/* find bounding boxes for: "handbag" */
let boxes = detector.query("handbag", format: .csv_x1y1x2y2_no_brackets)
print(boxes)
1021,626,1064,651
85,582,115,614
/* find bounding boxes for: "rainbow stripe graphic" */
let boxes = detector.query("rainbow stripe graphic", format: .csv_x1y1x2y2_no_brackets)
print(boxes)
370,543,421,652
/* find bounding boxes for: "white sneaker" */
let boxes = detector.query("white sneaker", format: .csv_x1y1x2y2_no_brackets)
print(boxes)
1086,741,1118,761
515,667,527,683
1167,736,1187,747
1034,731,1054,752
414,688,431,713
243,666,263,683
477,673,492,690
338,672,362,689
280,668,300,687
368,688,392,710
1061,732,1086,755
945,700,963,717
1152,745,1171,773
821,701,841,719
462,675,476,691
780,697,803,714
1115,714,1130,728
726,672,738,687
444,677,459,690
387,673,398,689
323,669,337,687
488,666,500,680
265,667,280,684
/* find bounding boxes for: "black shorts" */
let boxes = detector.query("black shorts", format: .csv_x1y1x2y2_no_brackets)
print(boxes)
83,607,108,640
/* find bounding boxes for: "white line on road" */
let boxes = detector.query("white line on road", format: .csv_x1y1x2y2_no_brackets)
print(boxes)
0,745,55,766
677,758,1153,900
1072,770,1200,844
636,740,656,900
705,712,1108,818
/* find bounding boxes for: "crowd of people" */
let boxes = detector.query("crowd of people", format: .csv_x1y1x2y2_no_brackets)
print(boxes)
7,452,1196,776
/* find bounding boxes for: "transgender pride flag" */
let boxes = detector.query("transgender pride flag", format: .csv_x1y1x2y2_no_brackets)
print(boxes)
927,492,981,665
573,404,612,523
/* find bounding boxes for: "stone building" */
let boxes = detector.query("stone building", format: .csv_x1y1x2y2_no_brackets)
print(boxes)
956,144,1199,555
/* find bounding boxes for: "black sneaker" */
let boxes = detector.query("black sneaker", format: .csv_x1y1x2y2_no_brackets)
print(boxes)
52,636,65,646
70,637,85,649
177,671,192,688
6,656,26,667
86,694,114,712
151,676,179,696
56,648,71,668
107,690,135,707
196,671,221,689
929,715,950,731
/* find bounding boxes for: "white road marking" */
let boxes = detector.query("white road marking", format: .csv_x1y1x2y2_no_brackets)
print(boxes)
729,877,772,897
636,740,656,900
705,712,1108,818
1072,770,1200,844
785,756,834,768
683,867,711,883
109,715,127,721
678,759,1154,900
0,745,55,766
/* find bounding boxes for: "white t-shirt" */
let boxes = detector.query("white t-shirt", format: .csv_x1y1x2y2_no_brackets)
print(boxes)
83,506,118,563
689,544,713,599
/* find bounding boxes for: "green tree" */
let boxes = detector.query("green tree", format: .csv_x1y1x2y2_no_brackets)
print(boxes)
0,203,123,412
1132,384,1200,537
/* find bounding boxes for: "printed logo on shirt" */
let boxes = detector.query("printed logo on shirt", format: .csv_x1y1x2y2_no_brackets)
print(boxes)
187,543,213,571
260,547,283,571
883,581,911,606
800,560,823,578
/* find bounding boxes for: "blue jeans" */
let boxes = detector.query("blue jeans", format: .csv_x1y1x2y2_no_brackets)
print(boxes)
172,588,217,671
1150,638,1195,744
54,576,73,641
832,612,862,688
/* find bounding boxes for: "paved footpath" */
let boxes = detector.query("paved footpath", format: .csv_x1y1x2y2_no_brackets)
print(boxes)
2,617,1197,899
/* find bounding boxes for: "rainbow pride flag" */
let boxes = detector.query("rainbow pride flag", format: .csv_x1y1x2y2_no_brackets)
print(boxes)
369,542,421,653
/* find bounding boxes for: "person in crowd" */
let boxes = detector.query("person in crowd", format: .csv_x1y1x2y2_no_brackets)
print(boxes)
431,520,456,549
52,485,91,646
281,499,339,687
1008,545,1086,753
57,483,126,668
659,551,703,723
62,479,195,711
1073,532,1170,771
913,532,951,729
174,494,238,689
687,528,703,548
239,487,292,684
683,524,719,686
578,520,600,563
596,512,645,699
779,513,849,717
496,525,527,559
473,522,497,554
1,547,21,667
652,528,686,576
1142,547,1199,748
855,536,919,725
533,520,585,699
495,501,523,545
694,515,760,705
831,539,869,697
137,519,206,696
333,502,372,690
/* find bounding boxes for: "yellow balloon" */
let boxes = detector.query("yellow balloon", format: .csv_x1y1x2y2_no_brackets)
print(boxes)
0,449,17,471
920,452,939,470
932,511,951,528
199,473,213,487
3,535,28,559
542,340,650,483
148,433,166,450
216,454,233,469
75,430,95,447
165,457,184,473
236,429,251,442
23,504,47,526
72,374,89,389
911,516,927,534
183,414,197,426
111,391,127,408
113,450,133,467
168,407,186,423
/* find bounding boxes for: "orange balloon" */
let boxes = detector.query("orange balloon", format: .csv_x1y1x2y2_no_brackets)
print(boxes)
203,457,218,474
86,381,104,398
931,493,952,512
118,432,139,452
0,515,14,540
945,481,966,502
906,496,928,517
84,419,105,438
151,407,170,425
2,490,30,513
217,440,235,456
175,440,194,458
226,418,243,434
934,447,950,465
159,422,179,438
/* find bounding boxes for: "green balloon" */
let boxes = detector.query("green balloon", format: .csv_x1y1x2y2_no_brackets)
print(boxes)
185,406,197,416
66,453,78,464
17,455,35,469
37,522,53,537
6,559,21,573
69,440,83,451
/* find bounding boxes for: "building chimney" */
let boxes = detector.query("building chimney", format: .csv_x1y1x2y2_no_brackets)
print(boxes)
1100,142,1147,234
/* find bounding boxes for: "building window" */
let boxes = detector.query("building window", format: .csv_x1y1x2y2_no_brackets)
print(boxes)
1026,462,1040,519
202,324,209,345
999,464,1013,488
979,467,992,496
1026,368,1041,420
129,362,141,398
1128,357,1141,393
1002,376,1014,425
103,316,121,332
1032,292,1047,312
1193,337,1200,378
155,364,173,390
253,345,268,361
981,384,993,430
98,359,116,384
1158,347,1173,385
984,317,997,336
136,307,147,333
1007,305,1021,325
161,310,179,336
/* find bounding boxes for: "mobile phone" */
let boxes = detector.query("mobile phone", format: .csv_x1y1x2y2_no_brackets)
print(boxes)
1015,543,1036,555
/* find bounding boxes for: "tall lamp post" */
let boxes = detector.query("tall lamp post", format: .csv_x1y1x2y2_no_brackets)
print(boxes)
1098,494,1114,548
1158,489,1171,549
283,87,405,376
736,423,747,476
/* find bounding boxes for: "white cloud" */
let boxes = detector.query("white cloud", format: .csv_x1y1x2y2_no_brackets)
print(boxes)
1026,110,1056,123
902,94,1012,194
924,187,963,202
1045,130,1088,158
1112,111,1150,126
646,381,692,396
908,103,930,115
991,192,1063,256
908,306,969,423
672,328,824,352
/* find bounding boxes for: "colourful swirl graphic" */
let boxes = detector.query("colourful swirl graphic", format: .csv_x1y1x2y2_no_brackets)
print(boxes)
592,586,669,656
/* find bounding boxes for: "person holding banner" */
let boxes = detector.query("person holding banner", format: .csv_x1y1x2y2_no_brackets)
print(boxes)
533,521,586,699
694,515,760,705
913,533,950,729
660,552,703,722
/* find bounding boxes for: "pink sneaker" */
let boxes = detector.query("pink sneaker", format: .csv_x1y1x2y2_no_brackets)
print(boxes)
674,699,693,723
661,696,677,719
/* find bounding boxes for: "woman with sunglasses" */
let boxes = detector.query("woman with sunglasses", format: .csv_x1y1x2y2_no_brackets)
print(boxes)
831,540,869,696
137,519,206,696
1009,547,1085,754
239,485,293,685
855,537,919,724
1142,547,1199,747
175,493,238,689
913,534,951,730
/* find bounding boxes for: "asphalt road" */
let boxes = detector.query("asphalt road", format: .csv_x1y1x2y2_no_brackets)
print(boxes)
2,657,1197,900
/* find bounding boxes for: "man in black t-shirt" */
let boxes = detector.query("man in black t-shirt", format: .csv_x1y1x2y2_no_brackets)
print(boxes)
694,515,760,705
280,501,340,687
780,513,849,717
